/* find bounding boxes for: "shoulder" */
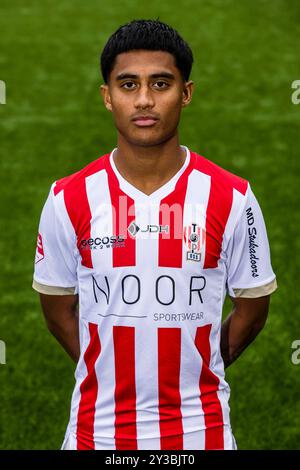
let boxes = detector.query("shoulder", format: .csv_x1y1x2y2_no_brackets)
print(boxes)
52,152,110,197
191,150,248,196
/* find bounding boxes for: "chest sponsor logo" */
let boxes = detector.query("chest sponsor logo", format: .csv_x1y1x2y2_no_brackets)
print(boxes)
128,221,169,237
35,233,45,264
92,273,206,309
91,274,207,322
183,223,206,262
80,235,125,250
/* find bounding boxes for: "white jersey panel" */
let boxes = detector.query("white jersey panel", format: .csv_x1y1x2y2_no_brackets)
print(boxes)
85,169,114,270
226,184,276,295
135,325,161,448
182,169,211,271
33,184,78,288
93,323,117,449
180,328,205,449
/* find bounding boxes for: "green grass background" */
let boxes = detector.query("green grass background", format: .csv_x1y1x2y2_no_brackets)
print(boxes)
0,0,299,449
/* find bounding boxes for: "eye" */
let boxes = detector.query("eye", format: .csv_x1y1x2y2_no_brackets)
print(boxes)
153,81,169,89
121,82,137,90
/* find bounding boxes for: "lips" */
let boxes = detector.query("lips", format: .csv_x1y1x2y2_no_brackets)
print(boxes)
132,116,159,127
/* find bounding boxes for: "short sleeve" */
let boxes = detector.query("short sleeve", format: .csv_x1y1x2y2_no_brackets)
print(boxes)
33,183,78,292
226,184,277,298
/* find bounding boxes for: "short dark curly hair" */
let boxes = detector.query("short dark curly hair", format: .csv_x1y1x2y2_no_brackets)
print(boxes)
100,19,193,83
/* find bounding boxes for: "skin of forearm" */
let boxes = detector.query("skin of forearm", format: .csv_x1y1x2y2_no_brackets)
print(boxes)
220,308,267,369
46,312,80,363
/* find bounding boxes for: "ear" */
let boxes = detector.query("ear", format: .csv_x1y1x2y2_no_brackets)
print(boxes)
100,84,112,112
182,80,194,108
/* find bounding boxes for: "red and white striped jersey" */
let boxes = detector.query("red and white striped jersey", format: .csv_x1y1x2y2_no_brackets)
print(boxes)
33,146,276,450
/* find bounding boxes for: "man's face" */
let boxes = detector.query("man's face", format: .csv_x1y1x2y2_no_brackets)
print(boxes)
100,50,193,147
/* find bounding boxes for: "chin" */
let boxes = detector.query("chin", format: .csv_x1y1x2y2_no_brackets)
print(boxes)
125,137,164,147
128,133,174,148
119,127,175,147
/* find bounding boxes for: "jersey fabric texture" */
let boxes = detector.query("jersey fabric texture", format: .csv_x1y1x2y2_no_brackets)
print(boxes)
33,146,277,450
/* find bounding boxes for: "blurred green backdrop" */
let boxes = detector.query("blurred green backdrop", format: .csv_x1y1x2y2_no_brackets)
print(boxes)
0,0,300,450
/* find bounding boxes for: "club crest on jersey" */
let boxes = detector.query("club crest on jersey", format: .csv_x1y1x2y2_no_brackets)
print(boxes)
35,233,45,264
183,223,206,262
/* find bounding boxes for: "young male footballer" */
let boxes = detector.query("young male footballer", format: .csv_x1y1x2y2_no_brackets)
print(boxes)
32,19,277,450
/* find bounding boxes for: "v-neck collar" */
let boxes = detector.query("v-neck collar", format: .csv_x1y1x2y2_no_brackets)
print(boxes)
108,145,191,202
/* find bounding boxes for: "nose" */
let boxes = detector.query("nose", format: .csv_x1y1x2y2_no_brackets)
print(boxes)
134,84,155,109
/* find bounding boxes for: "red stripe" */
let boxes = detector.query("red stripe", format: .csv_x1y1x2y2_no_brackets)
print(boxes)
113,326,137,450
77,322,101,450
195,324,224,450
105,156,136,267
158,328,183,449
193,152,248,269
54,155,108,269
158,154,195,268
63,178,93,268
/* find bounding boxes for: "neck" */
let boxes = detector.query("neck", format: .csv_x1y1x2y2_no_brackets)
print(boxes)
112,134,186,195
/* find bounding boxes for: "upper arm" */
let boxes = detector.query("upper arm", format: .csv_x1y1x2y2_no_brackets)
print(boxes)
229,295,270,329
39,293,79,328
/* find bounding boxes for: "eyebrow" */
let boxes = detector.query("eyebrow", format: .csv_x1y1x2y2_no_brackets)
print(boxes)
116,72,175,81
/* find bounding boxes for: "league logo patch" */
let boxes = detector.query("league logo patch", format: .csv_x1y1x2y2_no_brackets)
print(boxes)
183,223,205,262
35,233,45,264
